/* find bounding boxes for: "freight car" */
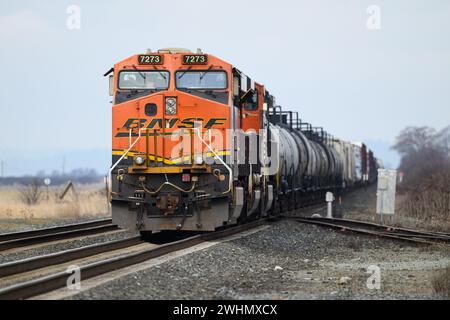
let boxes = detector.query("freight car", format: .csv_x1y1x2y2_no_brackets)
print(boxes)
105,48,380,235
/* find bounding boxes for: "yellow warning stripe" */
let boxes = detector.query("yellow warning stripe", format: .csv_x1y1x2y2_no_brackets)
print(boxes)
112,150,230,165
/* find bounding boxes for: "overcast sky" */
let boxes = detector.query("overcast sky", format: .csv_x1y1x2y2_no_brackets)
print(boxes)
1,0,449,174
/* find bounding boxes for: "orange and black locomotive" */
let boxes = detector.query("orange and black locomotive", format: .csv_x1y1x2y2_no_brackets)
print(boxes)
106,48,380,235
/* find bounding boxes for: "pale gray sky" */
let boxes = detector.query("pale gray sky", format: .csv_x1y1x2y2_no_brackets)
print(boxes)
1,0,450,174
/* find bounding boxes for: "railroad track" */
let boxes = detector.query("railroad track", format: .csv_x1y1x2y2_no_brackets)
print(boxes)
290,216,450,245
1,212,448,300
0,219,118,252
0,219,267,300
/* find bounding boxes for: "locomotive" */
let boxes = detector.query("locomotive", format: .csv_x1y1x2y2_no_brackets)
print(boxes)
105,48,380,235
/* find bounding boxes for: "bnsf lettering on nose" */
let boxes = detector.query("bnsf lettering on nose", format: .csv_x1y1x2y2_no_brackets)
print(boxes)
122,118,226,130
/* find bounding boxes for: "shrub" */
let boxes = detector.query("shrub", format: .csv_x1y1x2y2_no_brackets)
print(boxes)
18,178,42,205
432,266,450,299
393,126,450,225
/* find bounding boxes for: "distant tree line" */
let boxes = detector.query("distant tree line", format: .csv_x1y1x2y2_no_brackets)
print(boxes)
393,126,450,221
0,168,104,186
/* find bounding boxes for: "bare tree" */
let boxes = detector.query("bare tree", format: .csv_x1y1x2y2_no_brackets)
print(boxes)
436,125,450,155
393,126,437,156
19,178,42,205
393,126,450,224
393,126,450,186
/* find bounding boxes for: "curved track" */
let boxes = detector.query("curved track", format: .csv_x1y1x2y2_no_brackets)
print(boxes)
291,217,450,245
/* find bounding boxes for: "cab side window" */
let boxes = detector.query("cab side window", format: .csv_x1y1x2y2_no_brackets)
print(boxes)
244,90,258,111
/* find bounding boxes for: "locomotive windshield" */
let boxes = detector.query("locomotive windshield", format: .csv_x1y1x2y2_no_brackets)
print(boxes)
118,71,169,90
176,71,227,90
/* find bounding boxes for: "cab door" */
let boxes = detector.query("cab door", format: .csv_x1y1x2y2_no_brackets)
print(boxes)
241,84,263,132
240,83,264,172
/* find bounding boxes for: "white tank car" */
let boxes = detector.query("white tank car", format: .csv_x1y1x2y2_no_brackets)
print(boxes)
333,139,357,187
352,142,363,183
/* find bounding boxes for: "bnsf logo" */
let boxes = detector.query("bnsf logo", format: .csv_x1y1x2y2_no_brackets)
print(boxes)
118,118,226,131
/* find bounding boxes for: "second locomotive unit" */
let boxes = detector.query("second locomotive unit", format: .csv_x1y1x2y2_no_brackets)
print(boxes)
106,48,379,235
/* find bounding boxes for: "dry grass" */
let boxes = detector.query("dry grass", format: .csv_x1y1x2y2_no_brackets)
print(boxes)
18,178,42,205
0,183,110,220
341,185,450,233
391,126,450,233
432,266,450,299
398,172,449,212
396,194,450,233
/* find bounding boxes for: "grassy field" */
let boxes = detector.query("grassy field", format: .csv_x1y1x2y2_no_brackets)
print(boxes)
395,193,450,233
0,183,110,222
341,185,450,233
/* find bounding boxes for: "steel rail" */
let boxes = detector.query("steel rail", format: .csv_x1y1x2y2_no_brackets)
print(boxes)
0,219,266,300
301,217,450,241
0,219,113,242
291,217,450,245
0,224,119,252
0,236,143,278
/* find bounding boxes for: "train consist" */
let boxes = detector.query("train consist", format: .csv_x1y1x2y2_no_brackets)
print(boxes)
106,48,380,235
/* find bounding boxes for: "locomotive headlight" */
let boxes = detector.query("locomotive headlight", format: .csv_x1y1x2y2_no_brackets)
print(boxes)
194,155,204,165
134,155,145,166
165,97,177,115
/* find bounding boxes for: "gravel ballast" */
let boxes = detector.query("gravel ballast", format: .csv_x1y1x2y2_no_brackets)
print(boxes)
67,220,450,300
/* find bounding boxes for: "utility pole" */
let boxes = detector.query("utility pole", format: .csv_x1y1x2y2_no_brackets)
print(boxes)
1,160,4,178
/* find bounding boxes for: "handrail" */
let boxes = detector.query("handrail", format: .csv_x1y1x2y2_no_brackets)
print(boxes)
108,128,146,202
194,128,233,195
107,127,233,200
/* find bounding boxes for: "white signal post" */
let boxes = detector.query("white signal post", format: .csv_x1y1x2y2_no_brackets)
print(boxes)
376,169,397,224
326,192,335,218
